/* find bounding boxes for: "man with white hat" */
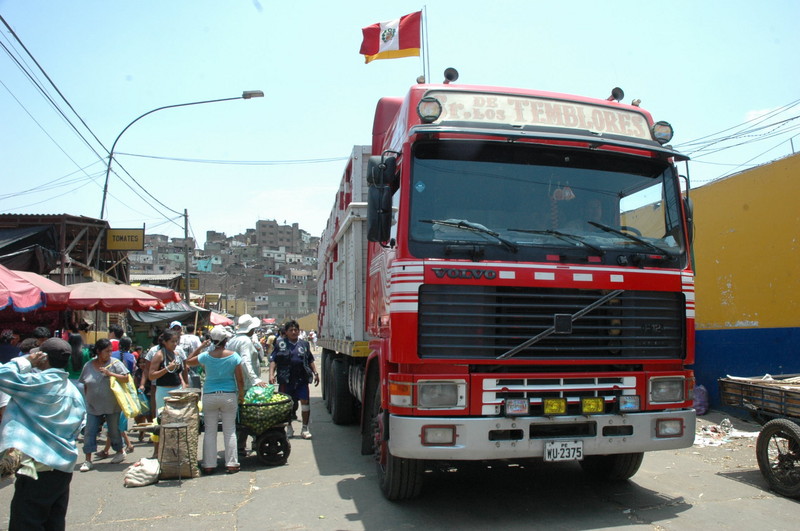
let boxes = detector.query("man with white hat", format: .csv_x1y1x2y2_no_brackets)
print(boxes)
226,314,266,391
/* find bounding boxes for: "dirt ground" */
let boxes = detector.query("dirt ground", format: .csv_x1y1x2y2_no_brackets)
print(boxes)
690,409,762,471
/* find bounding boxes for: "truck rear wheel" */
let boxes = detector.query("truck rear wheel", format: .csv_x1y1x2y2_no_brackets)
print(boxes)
371,386,423,500
756,418,800,498
579,452,644,480
331,358,357,425
323,353,333,413
320,350,330,403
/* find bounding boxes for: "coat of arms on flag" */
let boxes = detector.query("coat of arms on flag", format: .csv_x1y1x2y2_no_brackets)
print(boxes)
360,11,421,64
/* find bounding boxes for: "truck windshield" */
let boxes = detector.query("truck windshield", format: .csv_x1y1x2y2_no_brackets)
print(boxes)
408,141,686,267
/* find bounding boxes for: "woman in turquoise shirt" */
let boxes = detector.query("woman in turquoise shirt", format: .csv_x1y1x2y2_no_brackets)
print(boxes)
186,325,244,474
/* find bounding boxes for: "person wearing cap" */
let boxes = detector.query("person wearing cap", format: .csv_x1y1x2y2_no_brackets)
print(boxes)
185,325,244,474
0,338,86,530
226,315,265,454
226,314,266,391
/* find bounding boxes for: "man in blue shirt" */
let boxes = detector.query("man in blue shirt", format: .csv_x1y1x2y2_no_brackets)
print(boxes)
0,337,86,531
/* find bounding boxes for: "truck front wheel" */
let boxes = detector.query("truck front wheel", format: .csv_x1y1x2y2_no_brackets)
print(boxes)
371,386,423,500
579,452,644,480
331,359,357,425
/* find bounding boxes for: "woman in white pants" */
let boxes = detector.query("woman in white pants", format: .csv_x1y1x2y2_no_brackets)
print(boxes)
186,326,244,474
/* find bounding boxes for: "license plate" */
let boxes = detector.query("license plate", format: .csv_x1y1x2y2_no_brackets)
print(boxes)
544,440,583,462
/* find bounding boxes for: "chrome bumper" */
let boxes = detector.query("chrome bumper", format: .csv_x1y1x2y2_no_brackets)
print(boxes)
388,409,695,460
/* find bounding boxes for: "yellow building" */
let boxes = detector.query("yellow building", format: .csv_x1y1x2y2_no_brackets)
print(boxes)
691,153,800,403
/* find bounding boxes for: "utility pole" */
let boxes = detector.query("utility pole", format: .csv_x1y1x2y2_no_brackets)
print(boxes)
184,209,191,303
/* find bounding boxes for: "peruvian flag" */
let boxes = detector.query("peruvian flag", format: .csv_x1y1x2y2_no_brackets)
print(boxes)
360,11,422,64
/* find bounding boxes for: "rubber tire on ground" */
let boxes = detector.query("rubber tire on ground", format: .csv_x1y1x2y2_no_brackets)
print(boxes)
324,354,334,413
255,428,291,466
579,452,644,480
321,350,329,403
756,418,800,498
360,375,378,456
331,358,357,425
371,386,424,500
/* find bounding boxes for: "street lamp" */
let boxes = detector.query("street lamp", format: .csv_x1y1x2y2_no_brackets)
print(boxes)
99,90,264,219
98,90,263,303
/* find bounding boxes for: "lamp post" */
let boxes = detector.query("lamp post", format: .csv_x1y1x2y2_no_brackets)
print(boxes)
98,90,263,302
99,90,264,219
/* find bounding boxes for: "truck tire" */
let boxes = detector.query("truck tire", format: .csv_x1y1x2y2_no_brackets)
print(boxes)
371,386,424,500
361,373,379,455
756,418,800,498
331,358,357,425
579,452,644,480
320,350,329,403
323,353,334,413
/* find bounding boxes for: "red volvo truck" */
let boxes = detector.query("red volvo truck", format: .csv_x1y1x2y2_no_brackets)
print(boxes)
317,73,695,500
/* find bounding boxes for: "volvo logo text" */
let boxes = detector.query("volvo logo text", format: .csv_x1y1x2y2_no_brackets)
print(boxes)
432,268,497,280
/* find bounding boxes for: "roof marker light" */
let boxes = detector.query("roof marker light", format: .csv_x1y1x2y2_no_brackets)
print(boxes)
652,121,674,144
417,97,442,123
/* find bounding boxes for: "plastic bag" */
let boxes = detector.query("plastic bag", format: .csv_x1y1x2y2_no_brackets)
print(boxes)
123,458,160,487
244,384,276,404
693,384,709,415
110,374,142,418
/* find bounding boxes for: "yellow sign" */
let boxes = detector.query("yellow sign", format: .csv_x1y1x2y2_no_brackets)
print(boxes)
179,277,200,291
107,229,145,251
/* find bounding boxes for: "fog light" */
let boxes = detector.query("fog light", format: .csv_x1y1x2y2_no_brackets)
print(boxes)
656,418,684,438
505,398,529,416
543,398,567,415
581,397,604,414
421,425,456,446
619,395,641,412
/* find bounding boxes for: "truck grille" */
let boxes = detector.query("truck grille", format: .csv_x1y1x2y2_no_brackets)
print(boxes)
418,285,685,359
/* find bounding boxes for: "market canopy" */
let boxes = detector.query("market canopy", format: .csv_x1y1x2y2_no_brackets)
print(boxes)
132,285,181,304
12,269,71,310
0,263,47,312
65,281,163,312
127,300,210,326
210,311,233,326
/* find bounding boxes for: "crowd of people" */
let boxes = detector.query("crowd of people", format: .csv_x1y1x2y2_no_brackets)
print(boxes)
0,318,321,529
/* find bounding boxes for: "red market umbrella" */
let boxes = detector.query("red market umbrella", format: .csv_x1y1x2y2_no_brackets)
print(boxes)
0,264,45,312
133,285,182,303
12,269,71,310
209,311,233,326
65,282,164,312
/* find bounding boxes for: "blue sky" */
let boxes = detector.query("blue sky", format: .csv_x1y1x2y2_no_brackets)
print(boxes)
1,0,798,246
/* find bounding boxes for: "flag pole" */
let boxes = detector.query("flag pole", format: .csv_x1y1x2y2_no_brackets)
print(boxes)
422,5,430,82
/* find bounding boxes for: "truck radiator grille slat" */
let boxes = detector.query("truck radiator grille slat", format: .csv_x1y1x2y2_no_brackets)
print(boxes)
418,285,685,359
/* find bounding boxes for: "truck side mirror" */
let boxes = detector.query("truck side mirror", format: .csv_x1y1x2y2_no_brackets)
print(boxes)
367,155,397,186
367,186,392,242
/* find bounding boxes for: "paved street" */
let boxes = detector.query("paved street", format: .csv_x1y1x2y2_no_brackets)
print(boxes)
1,382,798,530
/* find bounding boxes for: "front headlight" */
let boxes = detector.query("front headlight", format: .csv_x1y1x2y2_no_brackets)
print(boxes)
649,377,685,403
418,381,465,408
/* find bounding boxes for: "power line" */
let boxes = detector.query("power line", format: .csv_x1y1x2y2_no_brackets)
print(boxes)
115,152,349,166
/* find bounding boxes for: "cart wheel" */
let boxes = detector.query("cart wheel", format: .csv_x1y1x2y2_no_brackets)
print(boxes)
256,429,291,466
756,418,800,498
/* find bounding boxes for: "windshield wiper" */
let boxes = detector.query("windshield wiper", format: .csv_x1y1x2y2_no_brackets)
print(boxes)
587,221,674,256
508,228,605,255
421,219,518,252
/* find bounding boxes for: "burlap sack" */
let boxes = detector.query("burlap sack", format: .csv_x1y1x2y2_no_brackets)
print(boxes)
158,393,200,479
